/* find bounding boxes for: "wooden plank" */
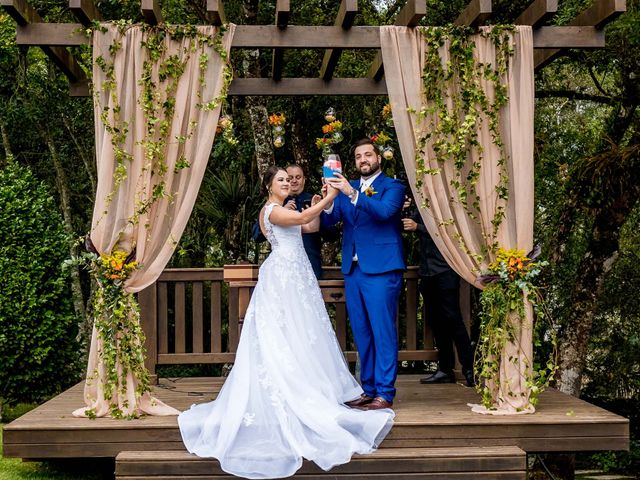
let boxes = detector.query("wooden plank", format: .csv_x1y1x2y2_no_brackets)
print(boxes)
157,282,168,354
210,281,222,353
336,303,347,350
137,284,157,376
405,278,418,350
229,77,388,96
454,0,492,26
227,286,239,352
174,282,185,353
141,0,162,25
535,0,626,69
192,282,204,354
14,22,610,51
115,446,527,476
271,0,290,81
158,268,224,282
206,0,225,26
16,23,87,46
158,352,236,364
515,0,557,28
1,0,39,25
533,25,604,48
320,0,358,80
368,0,426,80
69,78,90,97
234,25,381,48
68,0,102,26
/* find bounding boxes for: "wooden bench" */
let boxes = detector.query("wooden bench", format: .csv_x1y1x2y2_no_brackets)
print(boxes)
115,446,527,479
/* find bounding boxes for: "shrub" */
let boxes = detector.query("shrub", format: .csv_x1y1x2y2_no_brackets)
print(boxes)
0,163,81,405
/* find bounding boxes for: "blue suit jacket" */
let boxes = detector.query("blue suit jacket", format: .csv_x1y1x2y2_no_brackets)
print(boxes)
323,173,406,275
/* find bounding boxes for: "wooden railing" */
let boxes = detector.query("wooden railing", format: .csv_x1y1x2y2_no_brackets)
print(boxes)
138,265,471,375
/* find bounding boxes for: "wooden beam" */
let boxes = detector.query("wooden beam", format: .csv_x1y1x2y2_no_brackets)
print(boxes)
0,0,37,25
320,0,358,81
1,0,85,83
12,23,611,50
394,0,427,27
228,78,388,96
69,78,90,97
535,0,626,69
271,0,290,81
66,77,389,97
454,0,492,27
68,0,102,26
515,0,557,28
141,0,162,25
206,0,225,26
533,26,604,48
16,23,87,46
368,0,426,81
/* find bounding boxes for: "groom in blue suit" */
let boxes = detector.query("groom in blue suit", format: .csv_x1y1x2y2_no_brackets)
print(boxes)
323,138,406,410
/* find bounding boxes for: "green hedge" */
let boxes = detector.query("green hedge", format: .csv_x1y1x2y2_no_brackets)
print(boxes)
0,163,80,404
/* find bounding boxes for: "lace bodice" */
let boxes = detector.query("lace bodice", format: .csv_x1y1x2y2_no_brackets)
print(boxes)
263,203,304,252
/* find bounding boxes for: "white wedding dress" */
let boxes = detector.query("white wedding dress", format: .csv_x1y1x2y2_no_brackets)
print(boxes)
178,203,394,479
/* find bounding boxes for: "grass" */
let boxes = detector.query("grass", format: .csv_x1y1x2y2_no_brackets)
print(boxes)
1,424,112,480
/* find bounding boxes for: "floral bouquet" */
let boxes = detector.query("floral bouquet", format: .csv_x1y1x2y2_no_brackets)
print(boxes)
315,107,344,157
475,246,556,410
269,113,286,148
216,115,238,146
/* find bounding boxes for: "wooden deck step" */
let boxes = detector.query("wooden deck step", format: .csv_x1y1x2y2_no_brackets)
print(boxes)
115,446,527,479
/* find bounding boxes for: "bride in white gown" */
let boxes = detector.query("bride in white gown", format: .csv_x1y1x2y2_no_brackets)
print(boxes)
178,166,395,479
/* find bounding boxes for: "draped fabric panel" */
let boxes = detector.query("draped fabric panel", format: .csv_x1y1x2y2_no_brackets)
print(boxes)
381,25,536,414
74,23,235,418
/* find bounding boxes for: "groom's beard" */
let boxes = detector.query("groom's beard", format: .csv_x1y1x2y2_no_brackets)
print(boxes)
358,160,380,177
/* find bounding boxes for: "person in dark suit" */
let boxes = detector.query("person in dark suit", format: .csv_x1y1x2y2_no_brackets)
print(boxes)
252,164,333,279
402,203,475,387
323,138,406,410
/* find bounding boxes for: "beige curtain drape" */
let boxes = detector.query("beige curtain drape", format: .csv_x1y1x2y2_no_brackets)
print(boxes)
381,25,535,414
73,23,235,418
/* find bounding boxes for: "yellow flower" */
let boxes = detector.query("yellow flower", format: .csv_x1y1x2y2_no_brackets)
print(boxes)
364,186,377,197
382,104,392,117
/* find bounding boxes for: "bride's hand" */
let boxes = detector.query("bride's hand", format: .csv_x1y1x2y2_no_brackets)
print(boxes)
326,184,339,199
311,194,322,206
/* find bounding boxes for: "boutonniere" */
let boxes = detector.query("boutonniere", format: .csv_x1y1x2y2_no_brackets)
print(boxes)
364,186,378,197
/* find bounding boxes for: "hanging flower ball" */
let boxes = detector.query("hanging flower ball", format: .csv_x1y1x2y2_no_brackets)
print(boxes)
324,107,336,123
273,136,285,148
385,117,394,127
382,146,394,160
332,131,344,143
272,124,285,135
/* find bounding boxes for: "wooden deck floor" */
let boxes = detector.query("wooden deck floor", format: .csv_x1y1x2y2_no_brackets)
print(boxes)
3,375,628,460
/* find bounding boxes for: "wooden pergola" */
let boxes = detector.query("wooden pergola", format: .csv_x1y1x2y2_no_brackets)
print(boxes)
0,0,627,97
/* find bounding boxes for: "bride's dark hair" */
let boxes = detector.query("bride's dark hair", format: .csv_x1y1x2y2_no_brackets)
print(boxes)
262,165,286,197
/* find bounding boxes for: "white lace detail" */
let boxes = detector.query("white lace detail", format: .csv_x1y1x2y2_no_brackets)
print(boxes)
178,204,395,479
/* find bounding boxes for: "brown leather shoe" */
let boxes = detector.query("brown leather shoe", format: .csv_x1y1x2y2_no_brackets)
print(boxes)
345,394,373,408
365,396,393,410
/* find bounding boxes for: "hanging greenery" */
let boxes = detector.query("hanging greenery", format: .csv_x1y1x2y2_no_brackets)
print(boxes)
78,21,233,418
476,247,557,410
416,25,556,412
417,24,513,254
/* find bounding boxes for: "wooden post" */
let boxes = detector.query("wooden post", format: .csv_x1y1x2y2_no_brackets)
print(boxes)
271,0,290,81
138,283,158,383
454,0,492,27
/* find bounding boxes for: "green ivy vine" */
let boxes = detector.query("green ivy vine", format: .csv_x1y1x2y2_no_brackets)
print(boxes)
81,21,233,418
415,26,556,411
416,24,513,256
